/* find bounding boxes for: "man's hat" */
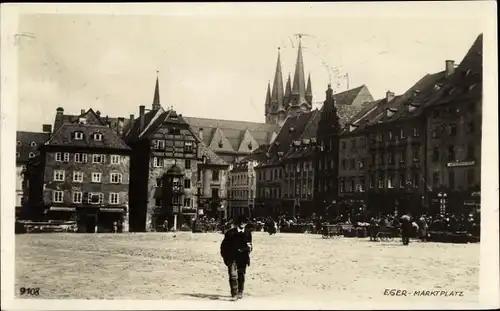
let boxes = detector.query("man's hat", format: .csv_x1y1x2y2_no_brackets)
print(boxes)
235,215,248,225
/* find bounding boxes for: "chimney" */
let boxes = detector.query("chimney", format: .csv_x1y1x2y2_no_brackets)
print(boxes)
129,114,135,122
42,124,52,135
56,107,64,115
325,84,333,102
445,60,455,76
139,105,145,131
81,109,85,115
96,110,101,117
386,90,395,103
117,117,125,135
199,128,204,140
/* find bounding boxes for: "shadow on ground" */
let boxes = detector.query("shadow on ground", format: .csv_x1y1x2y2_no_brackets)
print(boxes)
179,293,232,301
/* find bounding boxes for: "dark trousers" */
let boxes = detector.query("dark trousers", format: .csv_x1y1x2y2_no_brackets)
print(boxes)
227,260,247,296
401,228,410,245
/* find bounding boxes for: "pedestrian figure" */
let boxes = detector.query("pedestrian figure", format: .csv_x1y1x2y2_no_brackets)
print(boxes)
163,219,169,232
113,221,118,233
220,215,253,301
400,214,412,245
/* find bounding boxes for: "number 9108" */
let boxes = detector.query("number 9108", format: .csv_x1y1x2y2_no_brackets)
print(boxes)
20,287,40,296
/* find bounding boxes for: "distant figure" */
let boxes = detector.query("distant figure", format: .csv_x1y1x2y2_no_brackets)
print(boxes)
113,221,118,233
400,214,412,245
163,220,169,232
220,215,253,301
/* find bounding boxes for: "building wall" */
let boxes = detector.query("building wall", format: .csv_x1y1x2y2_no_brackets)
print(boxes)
16,165,24,207
338,133,369,196
42,150,130,208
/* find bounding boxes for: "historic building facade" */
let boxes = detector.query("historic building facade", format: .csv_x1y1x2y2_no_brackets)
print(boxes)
227,159,258,219
16,129,50,217
24,108,131,232
423,34,482,215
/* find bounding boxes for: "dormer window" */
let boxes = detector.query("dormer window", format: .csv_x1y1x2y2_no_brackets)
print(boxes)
30,142,37,147
218,140,223,148
184,141,193,153
408,104,417,113
16,152,20,157
73,132,84,140
248,142,253,150
17,141,21,146
464,69,471,76
468,84,476,92
288,127,295,133
29,152,35,158
79,117,87,125
92,133,103,141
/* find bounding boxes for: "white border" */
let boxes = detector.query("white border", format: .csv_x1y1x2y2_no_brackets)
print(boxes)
1,2,498,310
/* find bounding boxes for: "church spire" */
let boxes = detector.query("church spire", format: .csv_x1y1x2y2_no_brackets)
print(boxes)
152,71,161,110
264,81,271,116
291,36,307,105
306,73,312,103
271,47,284,111
284,73,292,108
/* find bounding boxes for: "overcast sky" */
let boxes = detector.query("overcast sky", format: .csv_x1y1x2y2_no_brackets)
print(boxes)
16,7,486,131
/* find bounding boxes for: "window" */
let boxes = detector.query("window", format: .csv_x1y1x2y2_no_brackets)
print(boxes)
184,198,192,207
399,151,405,164
465,121,475,134
341,141,346,150
110,155,121,164
155,198,162,207
29,152,35,158
30,142,37,147
448,171,455,189
467,143,475,160
378,153,384,165
350,159,355,169
55,152,62,162
351,139,356,149
110,173,123,184
184,179,191,189
378,178,384,189
341,159,346,169
74,153,88,163
432,147,440,162
54,170,65,181
211,188,219,198
92,154,105,163
73,171,83,183
16,152,20,158
153,157,163,168
388,131,393,141
88,193,104,204
447,145,456,161
339,179,345,193
413,127,419,137
399,174,405,188
63,153,70,162
17,141,21,146
358,160,364,169
359,178,365,192
91,172,102,183
400,128,405,139
449,124,457,137
185,159,191,169
92,133,103,141
53,191,64,203
388,152,394,164
156,178,162,187
155,140,166,150
184,141,193,153
212,169,220,181
369,176,375,188
73,132,84,140
172,196,180,205
387,176,394,188
412,148,419,161
433,172,440,188
72,192,82,204
109,193,119,205
432,129,438,138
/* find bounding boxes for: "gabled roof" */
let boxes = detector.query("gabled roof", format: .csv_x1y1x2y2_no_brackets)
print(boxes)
199,143,228,166
45,123,130,150
331,85,372,126
298,109,321,140
265,111,314,165
237,129,260,153
16,131,50,164
208,127,234,152
184,117,279,153
333,85,366,106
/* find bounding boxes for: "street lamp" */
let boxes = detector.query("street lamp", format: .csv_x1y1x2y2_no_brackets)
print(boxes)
437,192,447,215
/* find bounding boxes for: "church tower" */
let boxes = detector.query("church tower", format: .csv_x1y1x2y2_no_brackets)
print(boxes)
288,35,312,117
152,71,161,110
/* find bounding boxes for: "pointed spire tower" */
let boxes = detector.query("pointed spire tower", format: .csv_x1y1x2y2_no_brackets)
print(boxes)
306,73,313,104
289,35,311,117
264,81,271,122
271,47,284,112
284,73,292,109
152,71,161,110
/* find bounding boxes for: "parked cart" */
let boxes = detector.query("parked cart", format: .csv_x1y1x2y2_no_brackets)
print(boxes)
374,226,399,241
321,224,343,239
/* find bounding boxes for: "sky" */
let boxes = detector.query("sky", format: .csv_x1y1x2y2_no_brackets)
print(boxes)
16,8,486,132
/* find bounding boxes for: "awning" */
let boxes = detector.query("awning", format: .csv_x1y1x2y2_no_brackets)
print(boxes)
100,207,125,213
50,206,76,212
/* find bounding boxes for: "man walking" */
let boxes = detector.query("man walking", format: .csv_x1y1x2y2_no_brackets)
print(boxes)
400,213,412,245
220,215,253,301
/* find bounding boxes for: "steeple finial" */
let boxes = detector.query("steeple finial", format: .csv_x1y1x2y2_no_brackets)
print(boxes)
291,35,307,106
271,47,284,112
152,71,161,110
264,81,271,116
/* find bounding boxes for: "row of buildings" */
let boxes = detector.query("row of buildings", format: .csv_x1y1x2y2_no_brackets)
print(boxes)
228,34,482,220
16,34,482,231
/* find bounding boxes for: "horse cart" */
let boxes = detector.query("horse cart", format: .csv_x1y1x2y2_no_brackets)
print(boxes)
321,224,343,239
370,225,399,241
